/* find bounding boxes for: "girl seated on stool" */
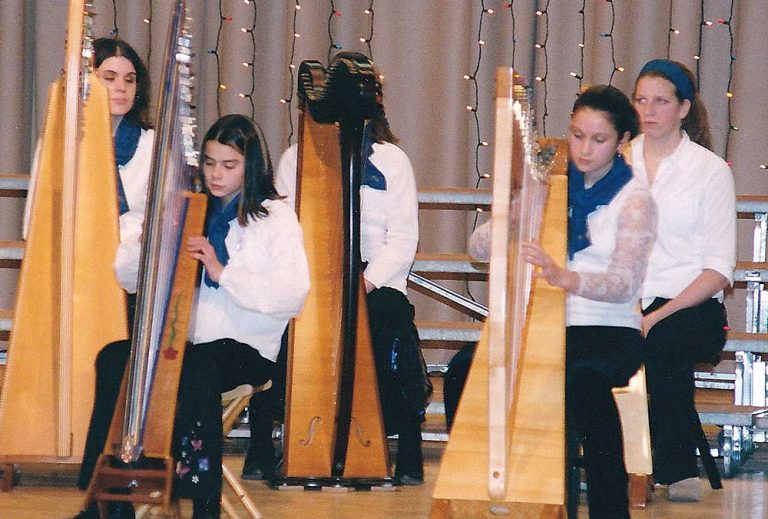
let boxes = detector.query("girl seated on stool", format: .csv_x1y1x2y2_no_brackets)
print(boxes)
73,114,310,519
467,85,657,519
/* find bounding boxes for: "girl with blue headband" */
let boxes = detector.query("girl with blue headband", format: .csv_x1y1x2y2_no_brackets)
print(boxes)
631,59,736,502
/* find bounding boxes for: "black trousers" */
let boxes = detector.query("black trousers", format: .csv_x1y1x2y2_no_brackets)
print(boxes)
78,338,275,501
643,297,728,485
567,326,643,519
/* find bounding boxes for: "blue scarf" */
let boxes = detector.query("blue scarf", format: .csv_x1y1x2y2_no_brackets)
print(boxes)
567,153,632,259
360,124,387,190
113,117,142,215
204,194,240,288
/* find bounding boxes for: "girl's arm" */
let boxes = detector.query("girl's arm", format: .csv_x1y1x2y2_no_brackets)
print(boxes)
523,189,657,303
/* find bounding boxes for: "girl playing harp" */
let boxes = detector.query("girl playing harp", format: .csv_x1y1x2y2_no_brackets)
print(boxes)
73,114,310,519
467,85,657,519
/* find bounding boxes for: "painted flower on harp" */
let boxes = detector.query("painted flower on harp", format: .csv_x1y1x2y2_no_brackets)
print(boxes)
163,347,179,361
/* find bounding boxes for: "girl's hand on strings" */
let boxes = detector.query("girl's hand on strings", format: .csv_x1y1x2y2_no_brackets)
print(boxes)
521,241,577,292
187,236,224,283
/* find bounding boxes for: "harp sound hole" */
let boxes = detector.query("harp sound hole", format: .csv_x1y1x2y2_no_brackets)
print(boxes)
492,470,501,479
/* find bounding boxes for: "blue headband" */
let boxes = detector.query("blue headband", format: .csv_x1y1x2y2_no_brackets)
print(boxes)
639,59,696,102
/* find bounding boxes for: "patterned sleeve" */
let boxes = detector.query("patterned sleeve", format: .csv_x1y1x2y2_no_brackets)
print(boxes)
575,189,657,303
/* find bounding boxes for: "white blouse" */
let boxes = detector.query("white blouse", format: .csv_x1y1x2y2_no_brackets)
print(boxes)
630,132,736,303
275,141,419,294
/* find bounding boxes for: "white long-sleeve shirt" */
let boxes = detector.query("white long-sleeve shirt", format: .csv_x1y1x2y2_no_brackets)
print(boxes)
193,199,310,361
113,128,155,293
630,132,736,303
469,177,657,329
275,141,419,294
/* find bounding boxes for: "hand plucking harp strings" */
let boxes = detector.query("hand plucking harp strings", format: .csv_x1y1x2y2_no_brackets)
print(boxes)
187,236,224,284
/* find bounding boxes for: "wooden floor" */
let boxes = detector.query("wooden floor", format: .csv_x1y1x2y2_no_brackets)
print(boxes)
2,441,767,518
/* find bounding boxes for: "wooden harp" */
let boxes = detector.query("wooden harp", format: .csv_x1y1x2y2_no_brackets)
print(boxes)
431,69,568,517
0,0,128,467
278,55,393,488
84,1,206,513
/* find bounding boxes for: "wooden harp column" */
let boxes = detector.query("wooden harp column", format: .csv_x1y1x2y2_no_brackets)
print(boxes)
431,69,568,518
278,56,393,489
0,0,127,470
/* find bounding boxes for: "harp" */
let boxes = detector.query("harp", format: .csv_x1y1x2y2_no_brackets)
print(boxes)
277,55,393,488
431,69,568,517
83,1,206,513
0,0,128,471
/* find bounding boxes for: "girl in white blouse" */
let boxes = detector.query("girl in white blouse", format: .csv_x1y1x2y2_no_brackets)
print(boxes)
470,85,657,519
74,115,310,519
631,59,735,501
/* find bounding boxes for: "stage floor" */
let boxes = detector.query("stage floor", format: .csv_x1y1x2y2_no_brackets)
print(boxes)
2,440,766,518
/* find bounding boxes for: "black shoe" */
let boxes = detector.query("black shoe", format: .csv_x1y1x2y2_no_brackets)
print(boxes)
241,448,277,481
192,495,221,519
394,423,424,486
108,502,135,519
395,473,424,486
70,501,134,519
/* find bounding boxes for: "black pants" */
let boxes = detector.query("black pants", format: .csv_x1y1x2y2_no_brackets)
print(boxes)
643,297,728,485
78,338,275,501
567,326,643,519
443,343,476,431
367,287,431,477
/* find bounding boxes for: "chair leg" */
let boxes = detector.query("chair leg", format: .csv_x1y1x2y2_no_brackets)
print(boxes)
222,462,262,519
628,474,650,509
693,410,723,489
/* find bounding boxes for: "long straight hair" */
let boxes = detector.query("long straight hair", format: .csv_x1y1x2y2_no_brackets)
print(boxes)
201,114,281,226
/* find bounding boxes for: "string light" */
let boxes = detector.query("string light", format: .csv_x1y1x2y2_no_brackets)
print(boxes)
281,0,302,145
666,1,675,57
695,1,706,87
207,1,232,117
535,0,551,134
110,0,119,37
601,0,622,85
571,0,586,92
723,0,737,161
466,0,492,191
362,1,375,59
145,1,153,72
506,1,518,73
327,1,342,64
237,0,258,119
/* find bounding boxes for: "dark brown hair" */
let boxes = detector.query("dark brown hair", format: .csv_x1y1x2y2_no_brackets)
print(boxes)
93,38,152,129
202,114,281,225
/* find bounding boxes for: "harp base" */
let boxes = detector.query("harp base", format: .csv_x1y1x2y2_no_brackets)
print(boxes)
430,498,565,519
271,476,397,492
84,454,177,516
1,463,18,492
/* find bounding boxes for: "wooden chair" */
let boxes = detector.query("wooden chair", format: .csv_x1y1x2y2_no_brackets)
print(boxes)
220,381,272,519
613,365,653,509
